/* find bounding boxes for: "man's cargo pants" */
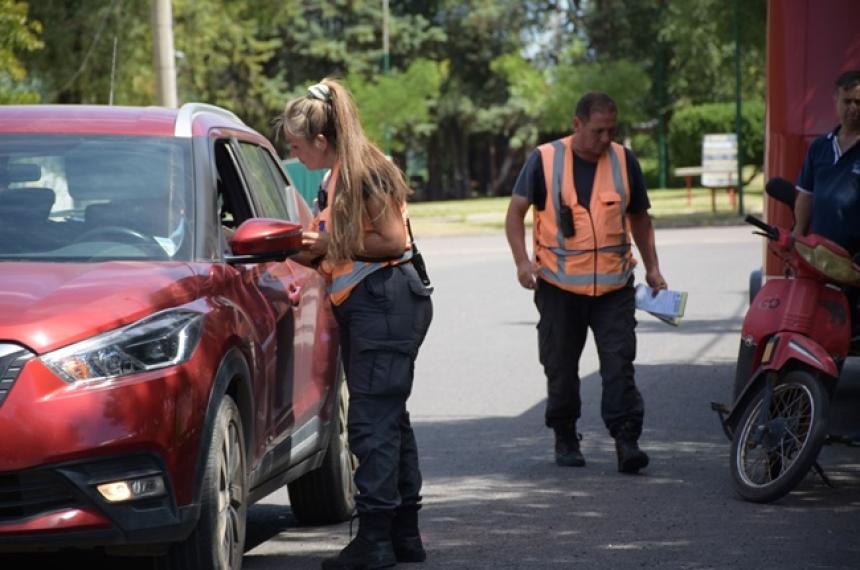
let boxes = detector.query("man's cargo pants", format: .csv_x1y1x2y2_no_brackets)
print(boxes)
534,278,644,439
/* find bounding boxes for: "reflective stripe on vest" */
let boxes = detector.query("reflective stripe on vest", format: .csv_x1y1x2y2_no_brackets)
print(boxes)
533,137,634,296
327,249,413,302
313,163,411,305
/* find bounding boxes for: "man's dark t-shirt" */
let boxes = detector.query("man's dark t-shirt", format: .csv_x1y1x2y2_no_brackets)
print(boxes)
797,127,860,255
512,146,651,213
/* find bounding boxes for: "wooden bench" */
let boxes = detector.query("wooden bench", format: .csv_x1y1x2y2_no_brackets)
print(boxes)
674,166,737,213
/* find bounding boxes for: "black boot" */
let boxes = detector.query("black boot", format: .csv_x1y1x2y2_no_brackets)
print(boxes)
391,505,426,563
553,425,586,467
614,436,649,474
321,512,396,570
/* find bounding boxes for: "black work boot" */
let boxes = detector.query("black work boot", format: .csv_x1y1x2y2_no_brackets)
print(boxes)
391,505,426,563
553,425,586,467
614,436,649,474
321,512,396,570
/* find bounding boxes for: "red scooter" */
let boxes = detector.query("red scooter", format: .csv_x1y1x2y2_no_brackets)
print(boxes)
713,177,860,503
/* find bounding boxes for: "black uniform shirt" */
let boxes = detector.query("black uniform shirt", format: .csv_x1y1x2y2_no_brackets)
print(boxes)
512,145,651,213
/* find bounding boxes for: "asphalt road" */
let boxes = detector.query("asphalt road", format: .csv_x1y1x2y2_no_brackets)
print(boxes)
246,226,860,569
6,226,860,569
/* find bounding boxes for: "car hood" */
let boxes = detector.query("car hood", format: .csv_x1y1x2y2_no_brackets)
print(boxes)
0,261,200,354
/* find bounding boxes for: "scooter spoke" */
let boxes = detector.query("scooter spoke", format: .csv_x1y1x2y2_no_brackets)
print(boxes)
744,440,777,483
773,389,803,418
768,452,784,479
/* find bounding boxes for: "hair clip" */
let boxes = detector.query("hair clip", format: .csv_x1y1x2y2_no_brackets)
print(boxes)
308,83,331,103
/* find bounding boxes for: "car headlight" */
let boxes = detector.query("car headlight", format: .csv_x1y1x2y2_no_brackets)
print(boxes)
41,309,204,384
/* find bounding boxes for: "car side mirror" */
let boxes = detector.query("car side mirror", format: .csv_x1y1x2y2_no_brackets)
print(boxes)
225,218,302,264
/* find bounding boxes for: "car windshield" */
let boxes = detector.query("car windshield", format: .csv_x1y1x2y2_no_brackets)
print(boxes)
0,135,193,262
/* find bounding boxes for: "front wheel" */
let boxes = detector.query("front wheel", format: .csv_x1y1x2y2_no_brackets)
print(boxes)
730,370,829,503
157,395,247,569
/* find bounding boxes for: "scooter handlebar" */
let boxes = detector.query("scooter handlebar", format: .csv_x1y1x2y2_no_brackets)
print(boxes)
744,215,778,240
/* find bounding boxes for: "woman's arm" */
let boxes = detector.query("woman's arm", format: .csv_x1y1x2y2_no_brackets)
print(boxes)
362,193,408,258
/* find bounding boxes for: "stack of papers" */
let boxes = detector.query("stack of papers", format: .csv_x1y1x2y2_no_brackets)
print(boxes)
634,284,688,326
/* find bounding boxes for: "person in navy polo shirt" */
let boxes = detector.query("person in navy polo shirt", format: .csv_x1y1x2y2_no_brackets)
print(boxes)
794,70,860,256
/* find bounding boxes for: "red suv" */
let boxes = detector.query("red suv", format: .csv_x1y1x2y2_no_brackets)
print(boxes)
0,104,354,568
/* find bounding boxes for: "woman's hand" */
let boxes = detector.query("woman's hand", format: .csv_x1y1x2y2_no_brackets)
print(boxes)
302,230,330,257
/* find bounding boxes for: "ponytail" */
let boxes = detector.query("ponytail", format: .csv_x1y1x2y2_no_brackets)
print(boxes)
282,77,409,261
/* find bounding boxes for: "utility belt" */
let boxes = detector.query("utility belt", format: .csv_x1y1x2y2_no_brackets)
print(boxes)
353,219,432,288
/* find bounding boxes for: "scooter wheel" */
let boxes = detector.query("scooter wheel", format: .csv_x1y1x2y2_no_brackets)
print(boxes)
729,369,829,503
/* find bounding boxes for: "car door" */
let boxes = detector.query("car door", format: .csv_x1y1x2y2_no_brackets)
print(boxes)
212,136,304,477
232,139,329,435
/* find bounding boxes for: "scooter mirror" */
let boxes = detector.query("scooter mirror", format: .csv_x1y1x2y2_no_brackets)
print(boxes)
765,177,796,209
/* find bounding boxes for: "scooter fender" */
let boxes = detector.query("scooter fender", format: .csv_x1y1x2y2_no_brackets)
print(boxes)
721,332,838,437
760,332,840,379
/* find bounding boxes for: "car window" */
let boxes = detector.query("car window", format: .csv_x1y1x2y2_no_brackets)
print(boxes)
237,142,293,221
263,151,302,222
214,139,256,254
0,135,193,261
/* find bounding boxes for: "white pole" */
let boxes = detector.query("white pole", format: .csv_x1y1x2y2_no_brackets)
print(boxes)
383,0,390,155
151,0,177,108
383,0,389,72
109,36,118,105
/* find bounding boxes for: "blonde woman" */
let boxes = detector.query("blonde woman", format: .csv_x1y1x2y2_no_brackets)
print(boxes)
281,78,433,570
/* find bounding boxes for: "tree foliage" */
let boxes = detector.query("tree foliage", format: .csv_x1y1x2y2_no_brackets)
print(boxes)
173,0,283,136
10,0,767,197
0,0,43,103
348,58,445,155
25,0,151,104
668,100,765,179
542,44,651,134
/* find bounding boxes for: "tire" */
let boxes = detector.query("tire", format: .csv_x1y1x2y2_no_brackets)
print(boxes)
288,366,356,525
732,338,757,401
729,370,829,503
748,268,762,305
157,396,247,570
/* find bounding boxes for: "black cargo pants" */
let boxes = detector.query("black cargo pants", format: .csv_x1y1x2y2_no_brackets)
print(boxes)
333,263,433,513
534,278,644,439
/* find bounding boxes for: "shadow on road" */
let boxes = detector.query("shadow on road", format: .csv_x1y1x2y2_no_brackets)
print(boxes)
242,362,860,569
5,363,860,570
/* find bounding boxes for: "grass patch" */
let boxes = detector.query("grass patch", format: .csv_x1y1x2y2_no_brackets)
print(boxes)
408,184,764,237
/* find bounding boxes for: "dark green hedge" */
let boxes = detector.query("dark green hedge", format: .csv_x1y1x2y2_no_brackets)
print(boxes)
668,100,765,173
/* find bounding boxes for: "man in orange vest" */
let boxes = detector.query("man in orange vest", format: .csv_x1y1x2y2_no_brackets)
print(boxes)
505,92,667,474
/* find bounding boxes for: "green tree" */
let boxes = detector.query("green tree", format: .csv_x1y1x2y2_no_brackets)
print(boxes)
541,42,651,134
419,0,535,198
580,0,765,106
565,0,767,186
0,0,43,103
173,0,282,135
660,0,766,105
668,100,765,182
260,1,447,159
25,0,152,104
348,58,445,154
477,52,547,195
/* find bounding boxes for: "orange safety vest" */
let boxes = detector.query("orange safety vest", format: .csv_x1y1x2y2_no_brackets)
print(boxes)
533,137,635,296
312,164,412,305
